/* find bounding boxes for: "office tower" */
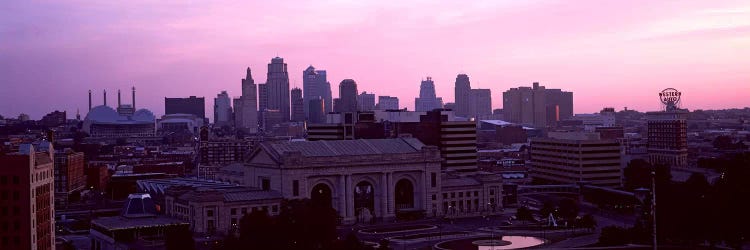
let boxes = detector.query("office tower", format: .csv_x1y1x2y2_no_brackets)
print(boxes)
415,77,443,112
266,57,290,121
291,87,304,122
214,91,233,126
503,82,573,128
0,143,55,250
257,83,268,129
357,91,376,111
337,79,358,112
54,148,85,208
165,96,206,120
647,108,688,168
471,89,492,117
454,74,472,117
332,98,340,113
377,96,399,110
545,89,574,126
233,67,259,132
530,132,622,188
303,66,333,119
308,98,325,124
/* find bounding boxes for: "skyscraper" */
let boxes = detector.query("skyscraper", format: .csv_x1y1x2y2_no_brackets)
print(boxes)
454,74,471,117
214,91,233,126
291,87,304,122
308,98,325,124
357,91,376,111
415,77,443,112
303,65,333,119
266,57,290,121
377,96,399,110
503,82,573,128
337,79,358,112
235,67,259,132
258,83,268,128
471,88,492,118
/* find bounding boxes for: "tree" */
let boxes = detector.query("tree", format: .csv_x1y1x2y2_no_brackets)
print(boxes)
539,201,556,219
558,198,579,223
713,135,733,149
342,232,364,250
516,206,534,224
577,214,596,232
239,210,276,249
165,226,196,250
623,159,671,191
598,226,630,246
377,239,390,250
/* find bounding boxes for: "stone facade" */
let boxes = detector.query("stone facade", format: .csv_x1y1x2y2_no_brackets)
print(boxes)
244,138,443,223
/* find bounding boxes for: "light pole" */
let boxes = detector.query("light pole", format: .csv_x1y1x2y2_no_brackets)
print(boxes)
651,171,657,250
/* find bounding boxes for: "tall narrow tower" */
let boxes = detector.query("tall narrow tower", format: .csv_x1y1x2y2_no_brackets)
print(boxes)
88,90,92,111
266,57,290,121
117,89,122,107
132,87,136,109
103,90,107,106
454,74,471,117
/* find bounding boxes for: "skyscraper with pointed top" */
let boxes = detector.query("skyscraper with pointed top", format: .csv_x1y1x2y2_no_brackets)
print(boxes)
267,57,290,121
235,67,258,132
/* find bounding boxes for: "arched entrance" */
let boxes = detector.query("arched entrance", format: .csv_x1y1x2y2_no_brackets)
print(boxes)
311,183,333,208
354,181,375,223
395,179,415,210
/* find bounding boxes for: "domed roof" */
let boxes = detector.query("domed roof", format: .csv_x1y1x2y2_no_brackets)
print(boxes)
133,109,155,122
85,105,119,123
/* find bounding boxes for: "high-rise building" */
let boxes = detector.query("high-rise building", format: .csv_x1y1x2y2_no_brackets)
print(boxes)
647,109,688,168
234,67,259,132
303,66,333,119
266,57,290,121
545,89,574,127
308,98,325,124
377,96,399,110
503,82,573,128
336,79,358,112
0,143,55,250
530,132,622,188
290,87,305,122
54,148,85,208
257,83,268,129
165,96,206,121
454,74,472,117
471,89,492,117
213,91,233,126
357,91,376,111
415,77,443,112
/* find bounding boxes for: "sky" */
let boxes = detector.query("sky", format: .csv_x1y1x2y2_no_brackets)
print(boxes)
1,0,749,120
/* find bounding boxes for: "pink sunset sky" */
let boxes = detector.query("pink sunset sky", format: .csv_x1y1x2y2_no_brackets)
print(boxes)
1,0,749,120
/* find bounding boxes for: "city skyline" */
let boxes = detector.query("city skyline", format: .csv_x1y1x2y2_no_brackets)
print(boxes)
2,0,750,119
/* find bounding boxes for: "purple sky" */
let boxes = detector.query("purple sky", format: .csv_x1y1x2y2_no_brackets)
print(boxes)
2,0,749,120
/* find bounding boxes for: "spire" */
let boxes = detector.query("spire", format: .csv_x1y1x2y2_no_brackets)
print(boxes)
103,90,107,106
131,86,136,109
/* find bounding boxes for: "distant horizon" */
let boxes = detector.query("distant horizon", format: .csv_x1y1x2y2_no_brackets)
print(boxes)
2,0,749,120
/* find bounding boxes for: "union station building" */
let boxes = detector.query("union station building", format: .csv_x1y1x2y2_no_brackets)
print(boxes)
242,138,504,224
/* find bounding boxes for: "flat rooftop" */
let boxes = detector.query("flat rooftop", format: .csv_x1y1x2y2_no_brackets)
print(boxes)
92,215,187,231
